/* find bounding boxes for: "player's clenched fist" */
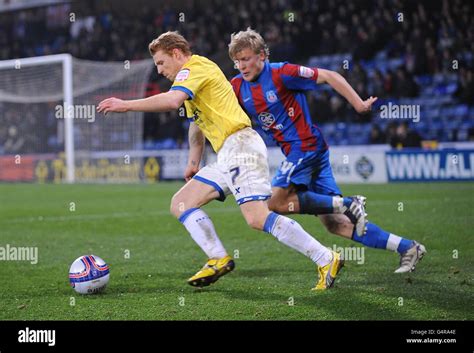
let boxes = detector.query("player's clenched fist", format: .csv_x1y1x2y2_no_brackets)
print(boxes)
97,97,129,115
184,164,199,182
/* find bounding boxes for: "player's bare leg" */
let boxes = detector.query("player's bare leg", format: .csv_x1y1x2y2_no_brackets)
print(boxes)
239,200,344,290
170,178,219,218
171,179,234,287
318,214,354,239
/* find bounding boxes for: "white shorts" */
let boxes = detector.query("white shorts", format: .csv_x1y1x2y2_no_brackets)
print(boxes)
194,127,272,205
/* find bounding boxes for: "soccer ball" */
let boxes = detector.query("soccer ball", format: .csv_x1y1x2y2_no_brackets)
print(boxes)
69,255,110,294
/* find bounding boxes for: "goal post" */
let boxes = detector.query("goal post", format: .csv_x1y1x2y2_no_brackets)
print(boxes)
0,54,75,182
0,54,154,183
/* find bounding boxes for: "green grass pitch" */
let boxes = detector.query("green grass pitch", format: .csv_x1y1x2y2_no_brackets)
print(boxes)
0,182,472,320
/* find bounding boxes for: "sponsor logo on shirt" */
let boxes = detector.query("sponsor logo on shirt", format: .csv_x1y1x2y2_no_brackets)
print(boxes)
175,68,190,82
298,66,314,78
258,112,283,131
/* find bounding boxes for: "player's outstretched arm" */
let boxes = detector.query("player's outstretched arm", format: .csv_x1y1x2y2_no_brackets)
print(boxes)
184,122,205,182
316,68,377,113
97,90,188,115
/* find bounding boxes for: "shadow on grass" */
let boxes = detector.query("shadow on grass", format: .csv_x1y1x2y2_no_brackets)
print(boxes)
31,265,471,320
196,272,472,320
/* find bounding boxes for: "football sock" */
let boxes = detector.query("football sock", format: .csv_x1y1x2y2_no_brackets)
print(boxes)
352,222,414,253
179,208,228,259
297,191,353,215
263,212,332,266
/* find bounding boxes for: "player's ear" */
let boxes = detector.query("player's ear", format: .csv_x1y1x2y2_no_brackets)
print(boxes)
172,48,180,59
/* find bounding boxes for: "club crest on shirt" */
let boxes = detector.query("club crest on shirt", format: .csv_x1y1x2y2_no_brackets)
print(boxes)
298,66,314,78
266,90,277,103
175,69,190,82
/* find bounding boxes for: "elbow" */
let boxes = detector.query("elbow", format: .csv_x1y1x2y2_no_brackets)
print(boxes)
167,90,187,111
317,68,338,84
169,98,182,111
326,70,340,82
324,70,346,87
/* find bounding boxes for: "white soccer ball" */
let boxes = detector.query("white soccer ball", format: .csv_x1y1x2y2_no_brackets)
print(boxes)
69,255,110,294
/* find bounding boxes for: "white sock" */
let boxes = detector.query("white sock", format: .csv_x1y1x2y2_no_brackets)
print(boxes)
179,208,228,259
386,233,403,252
265,213,332,267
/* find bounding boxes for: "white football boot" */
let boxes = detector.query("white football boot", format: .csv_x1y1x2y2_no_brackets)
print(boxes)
394,241,427,273
344,195,368,236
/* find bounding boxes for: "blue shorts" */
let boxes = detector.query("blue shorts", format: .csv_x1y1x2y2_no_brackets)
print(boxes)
272,149,341,196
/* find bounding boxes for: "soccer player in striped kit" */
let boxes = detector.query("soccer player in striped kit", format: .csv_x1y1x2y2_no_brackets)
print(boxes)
228,28,426,273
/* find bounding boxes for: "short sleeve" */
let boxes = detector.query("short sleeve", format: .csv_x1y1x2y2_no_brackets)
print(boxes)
279,63,319,91
171,67,207,100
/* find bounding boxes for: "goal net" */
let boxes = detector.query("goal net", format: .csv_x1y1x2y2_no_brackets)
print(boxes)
0,54,154,182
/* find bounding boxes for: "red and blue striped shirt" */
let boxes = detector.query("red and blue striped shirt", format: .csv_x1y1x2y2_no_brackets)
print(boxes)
231,61,328,157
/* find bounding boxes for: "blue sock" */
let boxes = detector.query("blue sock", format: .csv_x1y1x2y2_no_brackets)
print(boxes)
263,212,279,233
297,191,352,215
352,222,414,253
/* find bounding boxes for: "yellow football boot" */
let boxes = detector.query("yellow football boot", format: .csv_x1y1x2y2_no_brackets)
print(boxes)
312,251,344,291
187,255,235,287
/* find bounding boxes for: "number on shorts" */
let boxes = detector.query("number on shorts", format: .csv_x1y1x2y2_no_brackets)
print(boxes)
230,167,240,185
280,160,294,174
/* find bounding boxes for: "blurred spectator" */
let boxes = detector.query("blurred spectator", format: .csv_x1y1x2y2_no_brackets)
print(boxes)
348,61,367,89
390,122,422,149
383,70,394,97
468,127,474,141
311,91,332,123
386,121,398,147
369,124,386,144
393,67,419,98
424,39,440,74
371,69,385,98
455,68,474,105
3,125,25,153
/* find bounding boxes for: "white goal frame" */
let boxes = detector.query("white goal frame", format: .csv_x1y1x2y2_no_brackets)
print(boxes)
0,54,75,182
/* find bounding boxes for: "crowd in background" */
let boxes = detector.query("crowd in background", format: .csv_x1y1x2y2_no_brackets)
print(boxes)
1,0,473,154
2,0,472,71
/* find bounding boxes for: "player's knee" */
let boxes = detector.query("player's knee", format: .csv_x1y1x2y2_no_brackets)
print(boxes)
244,213,266,230
246,218,265,230
170,193,185,218
170,191,204,218
169,198,179,218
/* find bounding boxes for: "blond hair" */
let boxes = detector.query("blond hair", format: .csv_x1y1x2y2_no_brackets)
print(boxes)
148,31,192,56
228,27,269,60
